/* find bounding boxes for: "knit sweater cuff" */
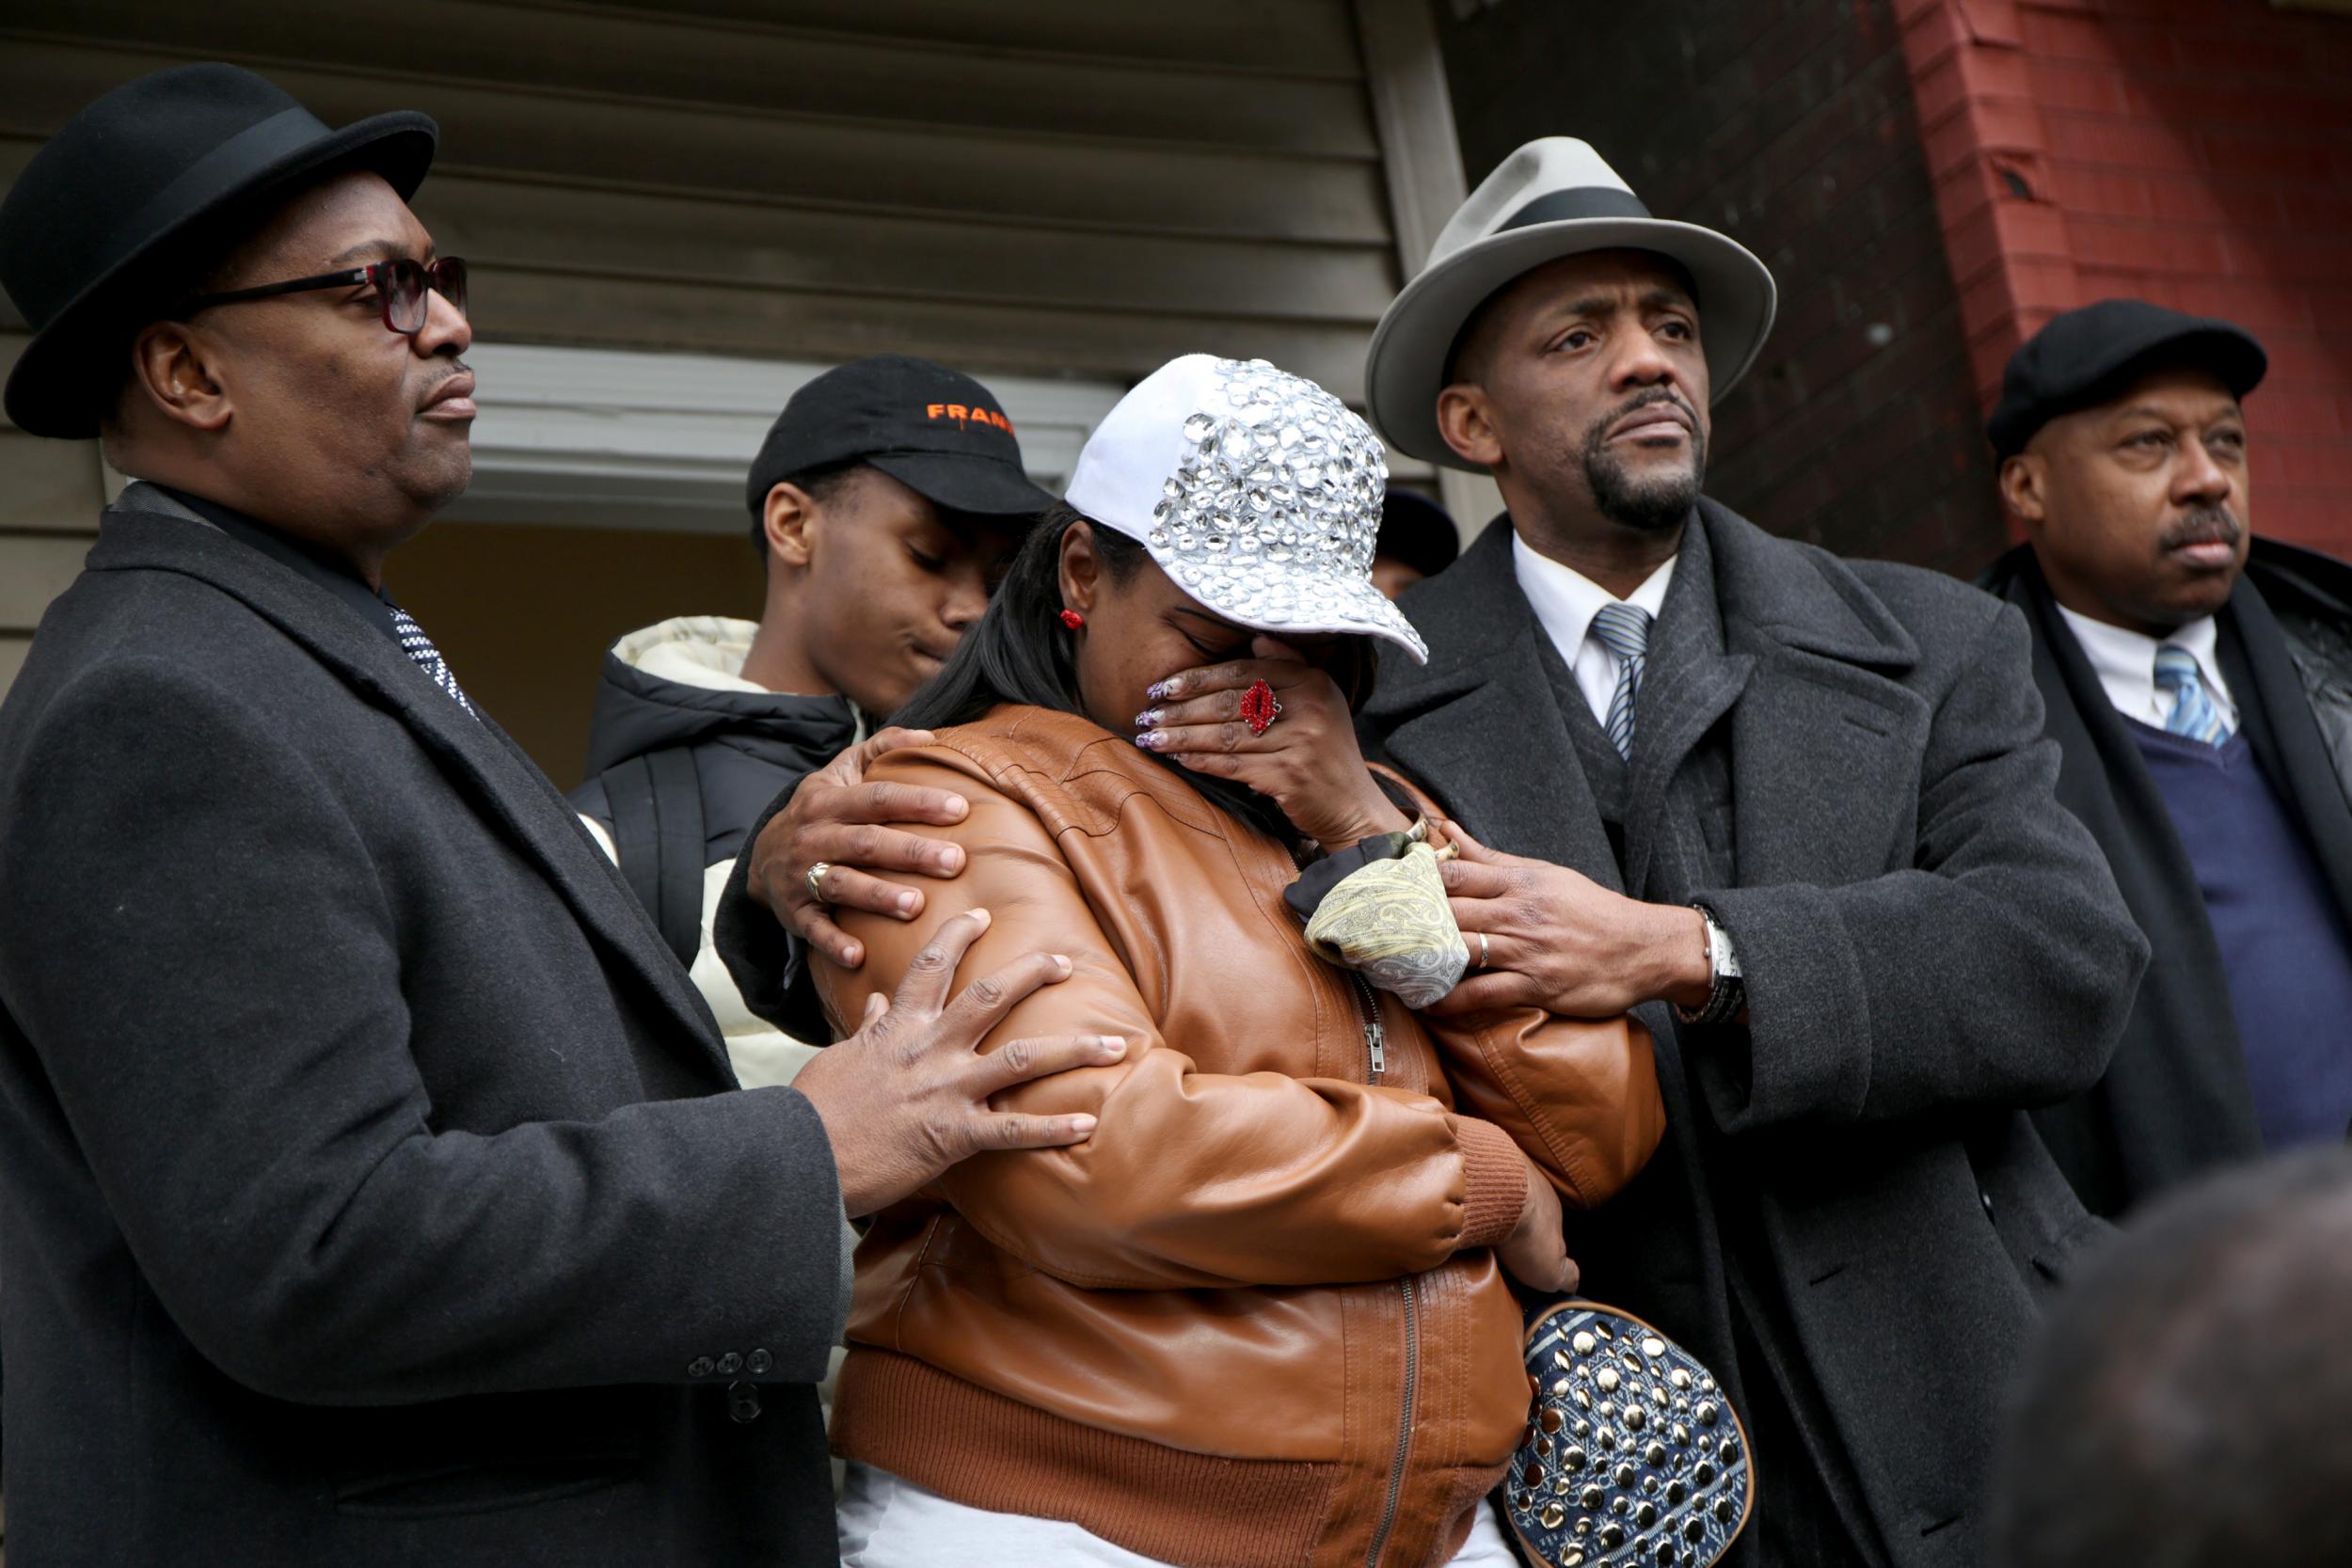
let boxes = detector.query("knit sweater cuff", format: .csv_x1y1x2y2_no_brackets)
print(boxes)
1453,1115,1529,1251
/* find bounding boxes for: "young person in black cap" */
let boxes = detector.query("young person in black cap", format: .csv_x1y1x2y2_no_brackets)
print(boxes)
570,356,1050,1087
1979,299,2352,1217
0,63,1114,1567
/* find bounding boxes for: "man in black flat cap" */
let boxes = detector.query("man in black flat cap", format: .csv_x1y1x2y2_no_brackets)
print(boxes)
0,63,1117,1567
1979,300,2352,1218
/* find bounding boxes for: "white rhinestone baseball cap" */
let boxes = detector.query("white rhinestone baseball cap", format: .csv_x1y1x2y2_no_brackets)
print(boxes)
1064,355,1429,664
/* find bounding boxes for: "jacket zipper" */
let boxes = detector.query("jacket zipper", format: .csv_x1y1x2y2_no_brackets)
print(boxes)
1349,974,1416,1568
1350,971,1387,1078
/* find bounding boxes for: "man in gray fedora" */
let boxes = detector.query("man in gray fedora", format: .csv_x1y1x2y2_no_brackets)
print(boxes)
1354,140,2147,1566
0,63,1116,1566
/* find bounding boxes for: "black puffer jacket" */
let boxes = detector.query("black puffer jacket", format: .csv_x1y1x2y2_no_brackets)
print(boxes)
568,618,856,1084
569,616,855,866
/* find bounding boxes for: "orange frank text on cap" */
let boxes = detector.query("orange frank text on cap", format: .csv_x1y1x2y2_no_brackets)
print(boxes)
927,403,1015,435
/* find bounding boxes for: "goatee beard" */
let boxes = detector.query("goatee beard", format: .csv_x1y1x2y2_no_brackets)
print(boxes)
1581,391,1706,532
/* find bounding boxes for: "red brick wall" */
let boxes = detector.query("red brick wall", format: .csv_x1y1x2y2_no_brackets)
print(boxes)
1436,0,2007,573
1897,0,2352,556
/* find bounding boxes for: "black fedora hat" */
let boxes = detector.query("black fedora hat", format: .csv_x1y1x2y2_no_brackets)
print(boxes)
0,63,437,438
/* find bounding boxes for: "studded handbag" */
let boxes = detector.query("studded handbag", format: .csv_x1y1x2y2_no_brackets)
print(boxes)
1502,1301,1755,1568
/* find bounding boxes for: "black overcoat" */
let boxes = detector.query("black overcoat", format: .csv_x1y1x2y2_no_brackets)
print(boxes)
1361,503,2147,1568
0,499,847,1565
1980,540,2352,1214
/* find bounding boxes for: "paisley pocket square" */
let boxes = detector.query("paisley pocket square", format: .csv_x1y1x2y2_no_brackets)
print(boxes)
1301,842,1468,1008
1504,1301,1755,1568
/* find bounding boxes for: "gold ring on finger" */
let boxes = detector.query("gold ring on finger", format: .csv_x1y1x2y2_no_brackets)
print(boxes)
805,861,834,906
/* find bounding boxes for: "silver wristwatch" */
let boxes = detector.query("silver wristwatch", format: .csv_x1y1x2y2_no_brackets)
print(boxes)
1675,903,1744,1027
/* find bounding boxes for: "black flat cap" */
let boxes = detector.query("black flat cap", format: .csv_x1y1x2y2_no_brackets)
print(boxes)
1987,299,2266,460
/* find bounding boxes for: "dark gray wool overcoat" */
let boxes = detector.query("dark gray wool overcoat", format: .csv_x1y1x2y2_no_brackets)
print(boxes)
0,492,848,1566
1362,501,2149,1568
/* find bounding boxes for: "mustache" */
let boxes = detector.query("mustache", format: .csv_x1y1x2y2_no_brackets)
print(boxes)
1585,388,1699,442
2159,505,2242,550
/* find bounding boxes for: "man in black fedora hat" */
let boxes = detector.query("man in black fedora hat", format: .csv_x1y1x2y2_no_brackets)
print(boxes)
0,63,1119,1566
694,135,2150,1568
1979,300,2352,1218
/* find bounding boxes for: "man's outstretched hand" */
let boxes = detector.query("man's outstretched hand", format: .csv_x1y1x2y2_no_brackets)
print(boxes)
743,727,972,968
1431,823,1713,1019
793,908,1125,1217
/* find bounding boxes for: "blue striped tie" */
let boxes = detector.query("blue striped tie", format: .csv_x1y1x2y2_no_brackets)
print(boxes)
1590,601,1652,759
2154,644,2228,745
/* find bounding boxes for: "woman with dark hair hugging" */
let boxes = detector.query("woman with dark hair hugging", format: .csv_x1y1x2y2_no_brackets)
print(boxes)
819,356,1666,1568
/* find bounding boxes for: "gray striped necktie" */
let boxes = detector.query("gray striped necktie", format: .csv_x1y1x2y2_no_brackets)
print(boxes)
1590,601,1653,759
389,605,478,720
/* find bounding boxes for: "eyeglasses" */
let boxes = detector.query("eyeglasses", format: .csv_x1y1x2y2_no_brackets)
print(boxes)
179,257,469,336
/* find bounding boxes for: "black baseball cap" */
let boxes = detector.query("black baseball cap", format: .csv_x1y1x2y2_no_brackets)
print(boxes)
744,354,1057,520
1987,299,2267,461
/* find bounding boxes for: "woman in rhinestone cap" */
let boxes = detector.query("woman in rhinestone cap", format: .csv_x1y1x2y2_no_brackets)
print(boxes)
812,356,1663,1568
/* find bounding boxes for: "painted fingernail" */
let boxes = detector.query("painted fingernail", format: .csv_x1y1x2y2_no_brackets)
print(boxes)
1148,679,1177,701
1135,731,1168,751
1134,709,1162,729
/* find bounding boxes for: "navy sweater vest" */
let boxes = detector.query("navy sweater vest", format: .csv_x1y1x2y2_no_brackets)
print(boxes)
2130,720,2352,1147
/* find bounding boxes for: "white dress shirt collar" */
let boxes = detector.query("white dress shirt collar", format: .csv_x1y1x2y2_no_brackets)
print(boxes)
2053,603,2237,732
1512,532,1677,731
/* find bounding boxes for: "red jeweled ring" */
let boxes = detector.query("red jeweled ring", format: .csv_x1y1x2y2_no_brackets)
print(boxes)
1240,679,1283,736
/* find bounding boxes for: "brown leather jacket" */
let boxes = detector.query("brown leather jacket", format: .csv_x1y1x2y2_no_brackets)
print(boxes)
817,706,1664,1568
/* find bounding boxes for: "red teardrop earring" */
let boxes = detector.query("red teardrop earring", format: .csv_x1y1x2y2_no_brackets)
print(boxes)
1058,610,1086,630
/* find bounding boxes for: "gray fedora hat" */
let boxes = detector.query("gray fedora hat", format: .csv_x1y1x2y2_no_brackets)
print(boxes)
1365,137,1777,470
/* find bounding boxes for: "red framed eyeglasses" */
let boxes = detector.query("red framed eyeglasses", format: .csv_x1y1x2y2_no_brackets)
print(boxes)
179,257,468,336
